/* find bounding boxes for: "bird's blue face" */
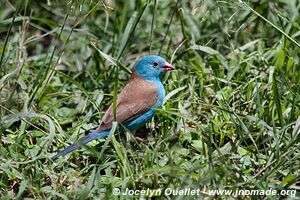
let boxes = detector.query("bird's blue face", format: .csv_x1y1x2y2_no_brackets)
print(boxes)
135,55,174,81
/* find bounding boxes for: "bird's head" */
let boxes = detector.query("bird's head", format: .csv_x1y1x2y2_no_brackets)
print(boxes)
134,55,175,80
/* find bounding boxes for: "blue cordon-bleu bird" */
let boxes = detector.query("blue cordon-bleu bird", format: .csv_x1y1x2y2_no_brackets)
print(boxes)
51,55,174,160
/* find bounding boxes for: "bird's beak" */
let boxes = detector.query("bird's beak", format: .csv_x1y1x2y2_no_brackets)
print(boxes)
162,62,175,71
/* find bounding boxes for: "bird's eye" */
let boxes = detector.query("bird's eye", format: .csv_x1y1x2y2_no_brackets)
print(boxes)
153,62,158,67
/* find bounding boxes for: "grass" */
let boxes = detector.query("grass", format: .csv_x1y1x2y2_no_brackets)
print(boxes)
0,0,300,199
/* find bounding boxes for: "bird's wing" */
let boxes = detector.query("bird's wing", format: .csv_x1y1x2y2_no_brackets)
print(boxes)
96,72,158,132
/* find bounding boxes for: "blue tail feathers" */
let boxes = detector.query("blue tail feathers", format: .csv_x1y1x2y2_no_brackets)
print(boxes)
51,130,109,160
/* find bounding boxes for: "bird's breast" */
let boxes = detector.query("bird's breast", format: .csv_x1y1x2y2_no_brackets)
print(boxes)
154,81,165,107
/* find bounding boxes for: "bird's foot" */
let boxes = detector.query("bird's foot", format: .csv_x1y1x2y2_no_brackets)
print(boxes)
130,130,147,144
135,136,148,144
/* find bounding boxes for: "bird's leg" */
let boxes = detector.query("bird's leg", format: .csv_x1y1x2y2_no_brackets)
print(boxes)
131,130,147,143
135,136,146,143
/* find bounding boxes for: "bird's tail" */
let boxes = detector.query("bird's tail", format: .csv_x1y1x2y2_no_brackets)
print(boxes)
51,130,109,160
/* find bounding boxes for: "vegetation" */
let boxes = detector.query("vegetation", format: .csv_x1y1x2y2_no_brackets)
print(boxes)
0,0,299,199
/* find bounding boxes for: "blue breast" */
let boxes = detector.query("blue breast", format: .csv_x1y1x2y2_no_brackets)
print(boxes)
154,81,165,106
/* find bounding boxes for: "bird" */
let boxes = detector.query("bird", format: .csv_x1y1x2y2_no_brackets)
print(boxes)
51,55,174,160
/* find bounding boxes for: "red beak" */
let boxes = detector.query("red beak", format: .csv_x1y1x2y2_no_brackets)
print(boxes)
162,62,175,71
